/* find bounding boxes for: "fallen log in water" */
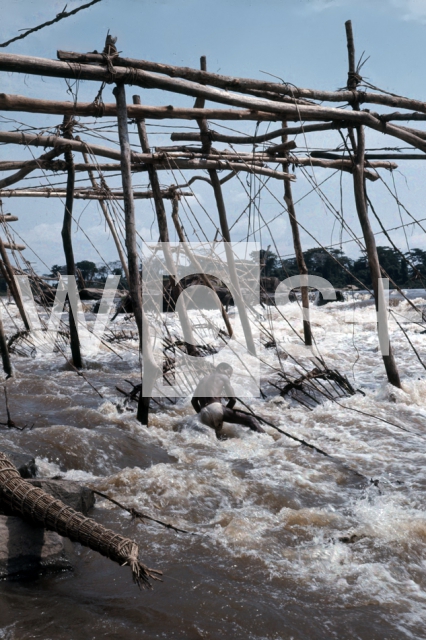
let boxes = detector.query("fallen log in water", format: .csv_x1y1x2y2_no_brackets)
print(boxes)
0,451,161,587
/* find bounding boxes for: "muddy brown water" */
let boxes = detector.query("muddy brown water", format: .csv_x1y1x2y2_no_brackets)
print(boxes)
1,294,426,639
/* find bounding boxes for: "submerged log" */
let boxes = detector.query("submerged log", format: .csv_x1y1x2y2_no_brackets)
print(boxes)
0,451,161,586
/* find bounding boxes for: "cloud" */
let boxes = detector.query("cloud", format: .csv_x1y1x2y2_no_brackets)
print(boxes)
391,0,426,22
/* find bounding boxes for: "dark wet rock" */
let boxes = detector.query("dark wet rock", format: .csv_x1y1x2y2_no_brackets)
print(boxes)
0,516,73,578
315,289,345,306
27,479,95,515
79,288,103,300
2,450,37,479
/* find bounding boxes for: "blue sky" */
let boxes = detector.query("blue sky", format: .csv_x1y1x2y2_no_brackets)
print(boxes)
1,0,426,272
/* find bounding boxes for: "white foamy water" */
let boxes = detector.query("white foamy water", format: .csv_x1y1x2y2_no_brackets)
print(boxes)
1,292,425,639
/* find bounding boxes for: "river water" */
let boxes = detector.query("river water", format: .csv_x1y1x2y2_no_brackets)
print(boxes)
0,291,426,639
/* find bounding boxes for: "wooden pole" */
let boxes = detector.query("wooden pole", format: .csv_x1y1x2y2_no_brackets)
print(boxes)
53,49,426,113
132,94,198,357
344,21,401,388
193,56,256,355
0,240,30,330
80,147,130,284
60,115,82,369
4,53,426,121
3,93,426,125
114,83,158,425
281,120,312,346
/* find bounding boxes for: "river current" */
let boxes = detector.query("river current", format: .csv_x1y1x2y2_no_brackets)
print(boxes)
0,291,426,639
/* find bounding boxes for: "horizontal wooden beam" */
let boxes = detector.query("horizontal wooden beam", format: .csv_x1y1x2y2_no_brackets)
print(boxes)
1,243,25,251
171,122,339,144
1,54,422,126
0,93,282,121
0,188,192,200
0,132,296,181
310,151,426,161
55,50,426,114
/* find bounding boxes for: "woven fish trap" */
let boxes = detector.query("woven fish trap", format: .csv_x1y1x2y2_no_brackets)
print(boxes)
0,451,161,587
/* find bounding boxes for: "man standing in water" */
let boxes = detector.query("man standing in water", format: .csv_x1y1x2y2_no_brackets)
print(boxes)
191,362,265,439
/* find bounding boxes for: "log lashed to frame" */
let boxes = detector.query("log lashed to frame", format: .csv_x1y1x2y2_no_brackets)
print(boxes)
55,48,426,114
344,20,401,388
3,53,426,129
60,116,82,370
3,92,426,128
0,131,296,181
0,451,161,586
281,120,312,347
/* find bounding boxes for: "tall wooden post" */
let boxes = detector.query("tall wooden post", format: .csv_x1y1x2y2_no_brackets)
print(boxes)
132,94,198,357
0,313,12,378
281,119,312,346
194,56,256,355
345,20,401,388
61,115,82,369
114,83,160,424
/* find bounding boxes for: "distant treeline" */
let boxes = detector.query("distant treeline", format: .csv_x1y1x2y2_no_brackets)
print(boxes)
32,247,426,293
261,247,426,289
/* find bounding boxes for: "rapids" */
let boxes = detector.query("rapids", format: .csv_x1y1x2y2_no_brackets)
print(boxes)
1,292,426,639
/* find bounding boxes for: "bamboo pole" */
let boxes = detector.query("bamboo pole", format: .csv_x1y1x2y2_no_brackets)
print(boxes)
281,120,312,346
2,93,426,125
344,21,401,388
60,115,82,369
132,94,198,357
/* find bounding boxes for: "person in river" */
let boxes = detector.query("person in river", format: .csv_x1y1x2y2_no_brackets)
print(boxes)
191,362,265,439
